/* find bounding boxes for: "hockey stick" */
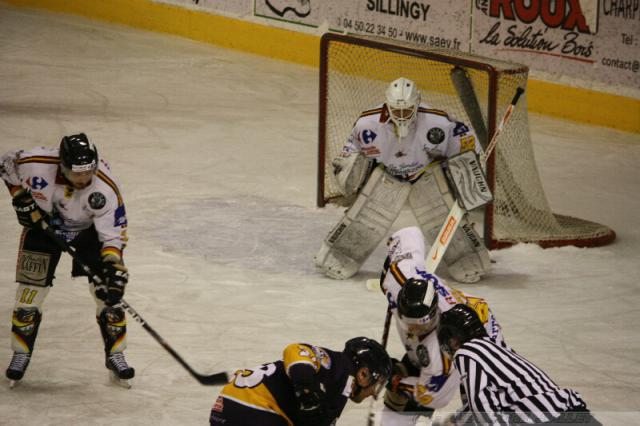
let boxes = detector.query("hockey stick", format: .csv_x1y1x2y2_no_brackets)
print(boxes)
36,219,230,386
425,87,525,272
367,306,393,426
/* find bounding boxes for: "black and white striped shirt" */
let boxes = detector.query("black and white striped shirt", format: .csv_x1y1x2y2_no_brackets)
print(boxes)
454,337,587,424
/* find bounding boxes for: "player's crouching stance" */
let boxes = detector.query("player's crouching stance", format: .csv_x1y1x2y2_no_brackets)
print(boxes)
378,227,505,425
437,305,602,425
0,134,133,387
314,77,490,283
210,337,392,426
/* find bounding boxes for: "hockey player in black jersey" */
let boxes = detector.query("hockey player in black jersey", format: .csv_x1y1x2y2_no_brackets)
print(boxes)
209,337,392,426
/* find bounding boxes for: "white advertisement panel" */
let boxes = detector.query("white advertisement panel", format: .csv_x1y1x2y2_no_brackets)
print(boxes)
152,0,639,90
253,0,471,50
254,0,322,25
326,0,470,51
471,0,639,88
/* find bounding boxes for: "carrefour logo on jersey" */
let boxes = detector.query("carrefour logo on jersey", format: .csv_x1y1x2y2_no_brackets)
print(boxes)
361,129,378,144
27,176,48,190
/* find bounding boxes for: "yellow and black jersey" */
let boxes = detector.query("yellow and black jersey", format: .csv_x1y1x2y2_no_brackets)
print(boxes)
217,343,354,426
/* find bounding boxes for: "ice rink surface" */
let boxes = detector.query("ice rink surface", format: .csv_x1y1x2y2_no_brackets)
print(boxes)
0,3,639,425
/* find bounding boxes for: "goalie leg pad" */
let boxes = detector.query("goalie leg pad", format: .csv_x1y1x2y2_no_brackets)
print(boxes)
315,167,411,279
408,166,455,241
445,221,492,283
408,167,491,283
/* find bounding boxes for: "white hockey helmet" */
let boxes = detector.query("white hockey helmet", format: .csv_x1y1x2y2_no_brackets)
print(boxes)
385,77,421,138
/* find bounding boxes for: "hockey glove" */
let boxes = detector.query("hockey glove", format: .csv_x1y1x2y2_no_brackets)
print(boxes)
294,381,326,426
12,189,43,228
100,255,129,306
383,358,411,412
387,358,409,392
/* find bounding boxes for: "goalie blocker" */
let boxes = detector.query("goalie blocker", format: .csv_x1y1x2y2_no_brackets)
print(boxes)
315,155,492,283
444,150,493,211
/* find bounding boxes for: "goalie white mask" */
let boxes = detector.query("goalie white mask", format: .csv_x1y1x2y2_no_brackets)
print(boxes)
385,77,421,139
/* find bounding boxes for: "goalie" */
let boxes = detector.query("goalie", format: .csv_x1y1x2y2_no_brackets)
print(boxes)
314,77,492,283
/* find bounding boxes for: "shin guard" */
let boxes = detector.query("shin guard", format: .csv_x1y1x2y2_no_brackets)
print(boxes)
11,307,42,354
98,306,127,355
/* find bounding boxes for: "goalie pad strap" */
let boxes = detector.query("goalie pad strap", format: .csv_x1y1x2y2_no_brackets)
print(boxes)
315,167,411,279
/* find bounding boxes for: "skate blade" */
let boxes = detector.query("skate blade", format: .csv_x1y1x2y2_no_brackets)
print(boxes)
109,371,133,389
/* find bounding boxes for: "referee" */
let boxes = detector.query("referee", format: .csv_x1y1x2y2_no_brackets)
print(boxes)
437,304,601,425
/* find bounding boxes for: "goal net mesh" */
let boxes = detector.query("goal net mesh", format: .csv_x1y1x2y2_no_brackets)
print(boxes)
318,33,615,249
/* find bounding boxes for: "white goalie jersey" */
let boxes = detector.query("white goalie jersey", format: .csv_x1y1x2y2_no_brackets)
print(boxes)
338,103,482,181
380,227,504,409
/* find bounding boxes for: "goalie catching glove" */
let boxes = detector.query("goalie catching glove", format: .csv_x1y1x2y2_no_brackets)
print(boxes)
332,152,374,197
11,188,44,228
96,253,129,306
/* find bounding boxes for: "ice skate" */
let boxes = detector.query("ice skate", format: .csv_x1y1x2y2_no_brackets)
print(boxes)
6,352,31,388
106,352,135,388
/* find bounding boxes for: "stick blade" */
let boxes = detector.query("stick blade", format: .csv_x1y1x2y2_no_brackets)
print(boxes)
197,371,230,386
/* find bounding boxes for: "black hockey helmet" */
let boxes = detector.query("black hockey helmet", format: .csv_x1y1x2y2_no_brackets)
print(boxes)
59,133,98,173
343,337,391,389
397,278,439,331
437,304,488,356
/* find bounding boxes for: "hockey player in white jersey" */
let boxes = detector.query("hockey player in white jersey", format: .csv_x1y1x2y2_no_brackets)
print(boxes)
0,133,133,387
377,227,504,425
315,77,491,283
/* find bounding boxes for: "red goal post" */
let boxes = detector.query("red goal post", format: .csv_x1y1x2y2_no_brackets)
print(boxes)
317,33,615,249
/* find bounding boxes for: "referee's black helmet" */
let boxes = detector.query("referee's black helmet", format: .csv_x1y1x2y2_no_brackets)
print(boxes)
438,304,488,353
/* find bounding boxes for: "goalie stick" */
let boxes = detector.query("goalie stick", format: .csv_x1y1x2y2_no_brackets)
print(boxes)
425,87,525,272
36,218,230,386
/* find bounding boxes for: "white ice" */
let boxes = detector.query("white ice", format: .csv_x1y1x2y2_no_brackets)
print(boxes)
0,3,639,425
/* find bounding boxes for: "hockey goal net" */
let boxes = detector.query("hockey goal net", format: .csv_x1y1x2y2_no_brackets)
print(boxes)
317,33,615,249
